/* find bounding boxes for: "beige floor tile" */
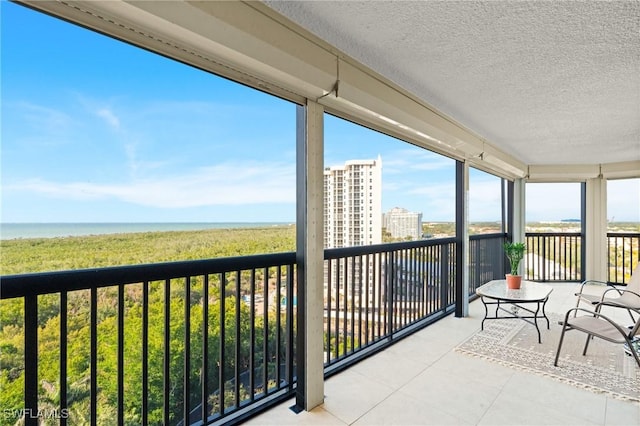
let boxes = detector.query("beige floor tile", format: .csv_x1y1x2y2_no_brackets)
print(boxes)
350,347,431,389
322,369,396,424
396,365,503,424
382,332,453,366
604,397,640,426
426,351,515,389
250,284,639,426
479,393,600,426
354,391,470,425
498,371,607,424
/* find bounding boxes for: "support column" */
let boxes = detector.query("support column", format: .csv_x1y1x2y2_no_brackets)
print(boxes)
585,178,608,281
512,178,526,246
294,101,324,411
455,161,469,318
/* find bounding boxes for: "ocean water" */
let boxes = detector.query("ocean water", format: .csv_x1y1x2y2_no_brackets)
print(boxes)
0,222,291,240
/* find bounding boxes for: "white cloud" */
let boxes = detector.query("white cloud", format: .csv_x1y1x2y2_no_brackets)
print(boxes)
11,101,73,143
383,149,453,174
468,179,503,221
403,181,456,221
96,107,120,130
6,161,296,208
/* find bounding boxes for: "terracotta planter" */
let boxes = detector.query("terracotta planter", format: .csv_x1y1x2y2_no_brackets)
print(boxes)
506,274,522,289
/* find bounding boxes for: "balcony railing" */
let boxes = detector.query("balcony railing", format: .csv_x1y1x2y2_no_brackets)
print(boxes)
607,232,640,284
2,236,483,425
469,233,507,295
524,232,582,282
1,254,297,426
322,238,458,375
9,231,628,425
524,231,639,285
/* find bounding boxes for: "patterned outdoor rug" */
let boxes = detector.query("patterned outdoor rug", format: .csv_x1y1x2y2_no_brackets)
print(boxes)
455,313,640,402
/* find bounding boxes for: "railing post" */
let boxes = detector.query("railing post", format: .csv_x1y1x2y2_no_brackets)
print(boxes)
142,282,149,425
201,275,209,425
60,292,68,426
286,265,295,388
440,246,449,312
118,285,124,426
183,277,191,425
90,288,97,426
387,250,395,334
542,237,547,281
24,294,38,426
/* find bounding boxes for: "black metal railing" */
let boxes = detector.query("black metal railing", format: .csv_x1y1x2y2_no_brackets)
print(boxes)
524,232,582,282
1,240,461,426
0,254,297,426
469,233,507,295
607,232,640,285
522,231,640,284
322,238,457,374
0,234,515,425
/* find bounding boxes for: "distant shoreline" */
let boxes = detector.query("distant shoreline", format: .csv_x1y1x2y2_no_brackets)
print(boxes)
0,222,293,240
1,221,636,241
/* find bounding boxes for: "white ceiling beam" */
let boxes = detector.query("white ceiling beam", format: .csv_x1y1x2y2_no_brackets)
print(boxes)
601,161,640,180
527,161,640,182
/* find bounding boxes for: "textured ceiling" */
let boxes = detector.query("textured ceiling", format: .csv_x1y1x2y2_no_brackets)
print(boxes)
264,0,640,166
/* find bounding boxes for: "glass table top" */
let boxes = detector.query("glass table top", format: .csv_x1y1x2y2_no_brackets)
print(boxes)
476,279,553,302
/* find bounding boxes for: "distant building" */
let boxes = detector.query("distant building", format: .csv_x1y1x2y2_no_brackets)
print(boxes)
323,156,382,248
383,207,423,240
323,157,382,305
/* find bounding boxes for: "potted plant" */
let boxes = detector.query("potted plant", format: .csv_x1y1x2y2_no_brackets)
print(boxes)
504,242,526,289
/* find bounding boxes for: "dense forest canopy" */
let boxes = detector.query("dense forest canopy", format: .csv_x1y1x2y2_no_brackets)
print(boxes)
0,226,296,425
1,222,637,424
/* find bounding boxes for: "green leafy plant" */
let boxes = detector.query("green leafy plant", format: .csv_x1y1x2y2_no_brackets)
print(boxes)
504,242,526,276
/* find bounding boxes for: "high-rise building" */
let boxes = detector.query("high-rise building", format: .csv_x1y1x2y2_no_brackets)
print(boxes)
383,207,423,240
323,157,382,248
323,157,383,308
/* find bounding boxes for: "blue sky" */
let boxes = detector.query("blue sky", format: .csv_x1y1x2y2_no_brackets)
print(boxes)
2,2,638,224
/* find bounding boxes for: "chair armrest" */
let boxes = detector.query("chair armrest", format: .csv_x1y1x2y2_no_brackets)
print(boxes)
576,279,615,294
564,306,631,336
602,288,640,297
599,286,628,298
561,307,598,325
563,307,597,318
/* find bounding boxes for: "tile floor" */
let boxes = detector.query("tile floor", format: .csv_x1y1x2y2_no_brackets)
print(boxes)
247,283,640,425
